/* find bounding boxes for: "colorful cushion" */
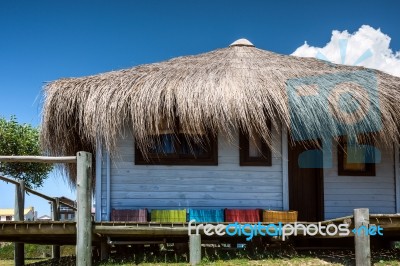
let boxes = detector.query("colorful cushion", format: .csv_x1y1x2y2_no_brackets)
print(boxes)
189,209,224,223
224,209,260,223
151,209,187,222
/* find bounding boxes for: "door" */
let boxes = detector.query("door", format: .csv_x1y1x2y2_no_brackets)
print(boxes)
288,139,324,222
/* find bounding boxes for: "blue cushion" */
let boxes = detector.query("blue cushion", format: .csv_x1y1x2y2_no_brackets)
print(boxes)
189,209,224,223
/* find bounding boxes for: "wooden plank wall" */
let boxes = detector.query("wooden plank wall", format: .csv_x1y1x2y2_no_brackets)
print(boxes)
98,126,397,221
100,126,283,219
324,140,396,219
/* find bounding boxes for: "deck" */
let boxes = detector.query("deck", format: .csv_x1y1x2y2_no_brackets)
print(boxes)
1,214,400,245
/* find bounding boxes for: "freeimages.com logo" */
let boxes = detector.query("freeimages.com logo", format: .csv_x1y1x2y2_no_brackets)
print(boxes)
287,39,381,168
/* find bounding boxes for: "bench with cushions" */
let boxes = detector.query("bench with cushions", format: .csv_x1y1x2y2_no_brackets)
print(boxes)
110,208,297,223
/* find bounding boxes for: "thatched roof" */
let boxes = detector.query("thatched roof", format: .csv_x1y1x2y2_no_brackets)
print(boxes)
41,39,400,183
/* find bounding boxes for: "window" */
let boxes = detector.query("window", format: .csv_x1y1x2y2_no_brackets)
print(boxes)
239,122,272,166
135,118,218,165
337,136,376,176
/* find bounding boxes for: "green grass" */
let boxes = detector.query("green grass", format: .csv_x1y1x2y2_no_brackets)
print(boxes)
0,259,46,265
91,245,400,266
1,242,400,265
0,242,75,260
374,261,400,266
2,254,400,266
95,258,341,265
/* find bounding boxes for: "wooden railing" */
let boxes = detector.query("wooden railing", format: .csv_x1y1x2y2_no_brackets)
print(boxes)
0,175,77,211
0,152,92,266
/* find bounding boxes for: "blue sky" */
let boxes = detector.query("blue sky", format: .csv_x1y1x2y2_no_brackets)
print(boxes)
0,0,399,216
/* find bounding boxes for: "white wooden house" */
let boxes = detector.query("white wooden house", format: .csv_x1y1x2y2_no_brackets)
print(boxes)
41,39,400,222
93,125,398,221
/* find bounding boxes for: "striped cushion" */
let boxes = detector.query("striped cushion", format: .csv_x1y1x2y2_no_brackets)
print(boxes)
224,209,260,223
111,209,148,222
151,209,187,222
189,209,224,223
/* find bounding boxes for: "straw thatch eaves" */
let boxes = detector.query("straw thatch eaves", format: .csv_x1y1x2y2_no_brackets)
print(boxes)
41,39,400,183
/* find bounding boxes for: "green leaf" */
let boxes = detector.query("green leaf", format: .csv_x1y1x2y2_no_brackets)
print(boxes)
0,116,52,189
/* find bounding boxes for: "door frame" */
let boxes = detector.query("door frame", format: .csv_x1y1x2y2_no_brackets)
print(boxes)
287,136,325,221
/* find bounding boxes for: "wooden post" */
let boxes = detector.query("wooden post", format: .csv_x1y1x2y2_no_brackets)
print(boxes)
14,180,25,266
76,152,93,266
189,234,201,266
354,208,371,266
100,238,109,261
52,197,61,259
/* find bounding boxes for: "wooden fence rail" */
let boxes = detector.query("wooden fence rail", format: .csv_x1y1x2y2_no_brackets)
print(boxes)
0,155,76,163
0,175,77,211
0,153,91,266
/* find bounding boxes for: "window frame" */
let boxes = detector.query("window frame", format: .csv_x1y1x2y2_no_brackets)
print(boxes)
135,129,218,166
337,135,376,176
239,121,272,166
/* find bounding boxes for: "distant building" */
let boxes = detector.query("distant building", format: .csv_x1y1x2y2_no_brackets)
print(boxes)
37,214,52,221
57,196,76,221
0,206,36,221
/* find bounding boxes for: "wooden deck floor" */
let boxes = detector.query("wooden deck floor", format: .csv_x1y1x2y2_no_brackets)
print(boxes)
1,214,400,245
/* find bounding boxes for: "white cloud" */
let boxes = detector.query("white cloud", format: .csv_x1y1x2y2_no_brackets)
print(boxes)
292,25,400,77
